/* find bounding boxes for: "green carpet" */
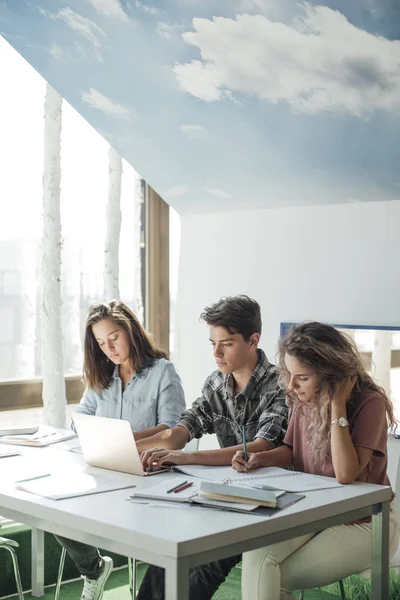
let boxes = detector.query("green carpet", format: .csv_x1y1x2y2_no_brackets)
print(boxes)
4,561,400,599
5,564,342,600
2,523,400,599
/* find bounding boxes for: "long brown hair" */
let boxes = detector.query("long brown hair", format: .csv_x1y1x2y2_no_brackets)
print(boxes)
278,322,396,461
84,300,167,391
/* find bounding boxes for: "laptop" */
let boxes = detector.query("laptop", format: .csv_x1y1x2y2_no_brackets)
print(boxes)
72,413,170,476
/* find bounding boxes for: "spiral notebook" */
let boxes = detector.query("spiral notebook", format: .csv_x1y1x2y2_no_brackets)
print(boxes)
130,478,304,514
172,465,343,492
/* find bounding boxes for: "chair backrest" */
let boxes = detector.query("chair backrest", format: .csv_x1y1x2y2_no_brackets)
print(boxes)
387,437,400,515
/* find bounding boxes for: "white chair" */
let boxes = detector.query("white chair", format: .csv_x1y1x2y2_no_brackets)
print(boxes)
54,437,201,599
0,535,24,600
300,437,400,599
54,546,137,600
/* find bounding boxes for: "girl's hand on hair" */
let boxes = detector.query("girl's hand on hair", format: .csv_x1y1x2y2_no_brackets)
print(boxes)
330,375,357,409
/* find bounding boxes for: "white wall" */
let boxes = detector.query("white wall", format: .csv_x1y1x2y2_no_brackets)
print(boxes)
176,199,400,408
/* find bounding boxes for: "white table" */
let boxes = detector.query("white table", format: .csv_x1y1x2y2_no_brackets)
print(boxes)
0,446,391,600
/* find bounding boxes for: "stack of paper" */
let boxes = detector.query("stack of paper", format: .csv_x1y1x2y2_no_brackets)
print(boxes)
130,477,258,512
199,481,282,508
0,444,21,458
0,425,39,436
0,426,77,447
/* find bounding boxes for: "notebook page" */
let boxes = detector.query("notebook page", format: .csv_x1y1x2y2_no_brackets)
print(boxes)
132,477,200,502
252,473,343,492
174,464,291,482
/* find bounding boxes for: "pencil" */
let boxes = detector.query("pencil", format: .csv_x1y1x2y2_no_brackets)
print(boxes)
167,480,187,494
173,481,194,494
242,425,248,462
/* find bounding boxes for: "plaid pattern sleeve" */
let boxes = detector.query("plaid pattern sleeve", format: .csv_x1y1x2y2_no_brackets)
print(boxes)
178,350,289,448
178,391,216,440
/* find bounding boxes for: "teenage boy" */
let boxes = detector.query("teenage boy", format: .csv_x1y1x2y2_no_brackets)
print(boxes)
136,294,288,600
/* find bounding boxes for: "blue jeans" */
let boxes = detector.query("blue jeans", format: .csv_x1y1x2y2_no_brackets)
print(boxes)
136,555,242,600
54,535,103,580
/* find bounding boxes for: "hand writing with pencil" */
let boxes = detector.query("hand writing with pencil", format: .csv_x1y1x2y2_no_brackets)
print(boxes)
231,450,265,472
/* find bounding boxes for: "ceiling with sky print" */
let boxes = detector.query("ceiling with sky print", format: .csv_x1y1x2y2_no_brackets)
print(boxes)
0,0,400,214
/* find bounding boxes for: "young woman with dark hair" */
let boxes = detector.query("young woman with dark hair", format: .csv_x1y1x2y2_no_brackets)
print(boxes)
55,300,185,600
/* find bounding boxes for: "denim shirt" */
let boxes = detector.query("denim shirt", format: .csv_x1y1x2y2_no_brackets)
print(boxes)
75,358,186,431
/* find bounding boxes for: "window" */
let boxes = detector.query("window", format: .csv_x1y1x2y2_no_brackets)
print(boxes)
0,38,143,394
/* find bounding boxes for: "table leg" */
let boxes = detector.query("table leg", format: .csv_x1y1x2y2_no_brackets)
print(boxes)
371,500,390,600
165,557,189,600
31,528,45,597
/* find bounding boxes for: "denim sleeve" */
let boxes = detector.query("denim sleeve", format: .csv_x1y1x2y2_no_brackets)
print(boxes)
156,362,186,428
75,387,99,416
70,387,98,431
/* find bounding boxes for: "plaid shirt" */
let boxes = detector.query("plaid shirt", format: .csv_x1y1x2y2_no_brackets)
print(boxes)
178,349,288,449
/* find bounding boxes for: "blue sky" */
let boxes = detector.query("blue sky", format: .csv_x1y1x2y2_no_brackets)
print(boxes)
0,0,400,214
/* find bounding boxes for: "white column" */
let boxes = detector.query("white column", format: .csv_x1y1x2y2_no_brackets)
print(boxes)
104,146,122,300
134,174,144,323
41,83,67,428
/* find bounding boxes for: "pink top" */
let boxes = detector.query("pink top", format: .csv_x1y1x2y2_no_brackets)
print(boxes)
284,387,390,487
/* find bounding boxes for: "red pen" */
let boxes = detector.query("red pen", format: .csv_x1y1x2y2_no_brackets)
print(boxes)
173,481,194,494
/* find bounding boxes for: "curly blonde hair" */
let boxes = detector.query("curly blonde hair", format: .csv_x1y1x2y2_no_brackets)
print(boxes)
278,322,396,462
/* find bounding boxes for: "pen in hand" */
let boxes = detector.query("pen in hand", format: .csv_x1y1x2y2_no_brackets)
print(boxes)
242,424,248,462
173,481,193,494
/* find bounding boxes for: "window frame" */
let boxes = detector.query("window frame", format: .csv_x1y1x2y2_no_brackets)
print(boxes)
0,182,170,410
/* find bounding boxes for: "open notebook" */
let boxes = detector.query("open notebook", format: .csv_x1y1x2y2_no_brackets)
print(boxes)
130,478,303,514
172,465,343,493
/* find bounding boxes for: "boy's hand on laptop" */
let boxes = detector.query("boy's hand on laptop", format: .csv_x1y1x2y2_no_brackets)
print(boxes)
141,448,191,471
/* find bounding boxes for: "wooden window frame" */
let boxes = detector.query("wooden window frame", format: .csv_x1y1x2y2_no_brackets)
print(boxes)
0,376,85,411
144,183,170,356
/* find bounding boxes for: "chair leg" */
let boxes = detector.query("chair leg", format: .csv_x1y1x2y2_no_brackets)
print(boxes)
132,559,137,599
338,580,346,600
3,545,24,600
54,547,67,600
128,557,137,599
128,557,133,591
299,591,305,600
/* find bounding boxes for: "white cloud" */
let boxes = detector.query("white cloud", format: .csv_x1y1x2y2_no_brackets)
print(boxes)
49,43,74,62
173,5,400,116
164,185,191,197
81,88,133,119
237,0,294,20
57,8,106,61
88,0,129,22
135,1,164,16
180,124,207,140
205,187,231,199
156,22,180,40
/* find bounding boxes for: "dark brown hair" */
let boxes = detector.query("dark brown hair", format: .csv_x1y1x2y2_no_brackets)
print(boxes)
278,321,396,460
200,295,261,340
84,300,166,391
